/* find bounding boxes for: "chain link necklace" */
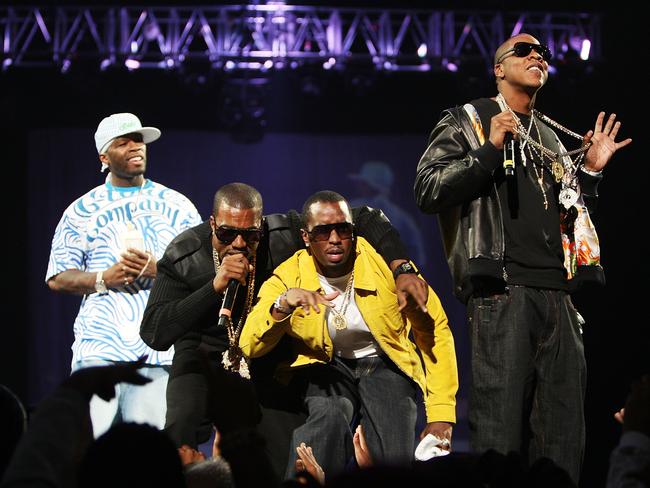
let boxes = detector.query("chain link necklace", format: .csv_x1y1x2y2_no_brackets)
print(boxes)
212,246,256,379
496,93,588,210
329,271,355,331
527,119,550,209
496,93,590,166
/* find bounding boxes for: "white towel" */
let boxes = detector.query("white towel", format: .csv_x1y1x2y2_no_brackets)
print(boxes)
414,433,451,461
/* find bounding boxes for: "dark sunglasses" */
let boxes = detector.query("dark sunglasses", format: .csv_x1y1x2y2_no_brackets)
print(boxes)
307,222,354,242
213,225,262,244
497,42,552,64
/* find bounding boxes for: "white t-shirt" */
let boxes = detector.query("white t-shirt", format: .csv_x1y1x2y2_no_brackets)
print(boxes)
46,178,202,366
318,271,380,359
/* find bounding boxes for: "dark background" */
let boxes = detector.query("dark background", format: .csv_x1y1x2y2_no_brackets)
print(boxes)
1,2,646,486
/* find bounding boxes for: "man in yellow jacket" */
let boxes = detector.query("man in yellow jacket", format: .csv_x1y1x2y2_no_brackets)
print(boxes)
240,190,458,478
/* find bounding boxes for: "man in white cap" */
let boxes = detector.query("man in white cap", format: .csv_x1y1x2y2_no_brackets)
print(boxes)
46,113,202,436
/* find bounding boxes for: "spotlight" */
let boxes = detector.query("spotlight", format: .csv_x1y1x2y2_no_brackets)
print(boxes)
125,58,141,70
60,59,71,73
100,58,112,71
580,39,591,61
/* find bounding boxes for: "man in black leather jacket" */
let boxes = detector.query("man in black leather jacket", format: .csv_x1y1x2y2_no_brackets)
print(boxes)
140,182,429,481
414,33,631,483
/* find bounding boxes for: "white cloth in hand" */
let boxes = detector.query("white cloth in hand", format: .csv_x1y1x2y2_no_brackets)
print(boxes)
414,433,451,461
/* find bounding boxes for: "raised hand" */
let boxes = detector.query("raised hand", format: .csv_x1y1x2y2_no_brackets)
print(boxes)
295,442,325,485
353,425,373,468
583,112,632,172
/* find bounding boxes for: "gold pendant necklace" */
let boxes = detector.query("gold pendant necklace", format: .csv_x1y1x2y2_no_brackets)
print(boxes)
329,271,355,331
212,243,256,379
332,313,348,331
551,160,565,183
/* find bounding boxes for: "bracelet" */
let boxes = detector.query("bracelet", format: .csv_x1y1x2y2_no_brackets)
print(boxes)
135,254,152,280
580,166,603,177
273,292,295,315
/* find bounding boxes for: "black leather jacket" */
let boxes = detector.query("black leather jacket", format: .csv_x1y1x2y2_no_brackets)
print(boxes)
414,103,603,303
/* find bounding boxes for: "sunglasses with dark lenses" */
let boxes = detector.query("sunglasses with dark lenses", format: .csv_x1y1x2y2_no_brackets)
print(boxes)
307,222,354,242
214,225,262,244
497,42,552,63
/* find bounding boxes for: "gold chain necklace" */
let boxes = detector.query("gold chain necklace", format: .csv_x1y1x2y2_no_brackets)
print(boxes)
212,245,256,379
330,271,355,331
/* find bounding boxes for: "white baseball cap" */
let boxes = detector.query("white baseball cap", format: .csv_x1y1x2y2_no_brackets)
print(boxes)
94,113,161,154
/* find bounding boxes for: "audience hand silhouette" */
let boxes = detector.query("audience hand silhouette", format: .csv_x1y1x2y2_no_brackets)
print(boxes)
61,355,151,401
295,442,325,485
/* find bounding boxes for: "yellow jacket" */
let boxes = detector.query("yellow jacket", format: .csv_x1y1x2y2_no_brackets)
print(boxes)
240,237,458,423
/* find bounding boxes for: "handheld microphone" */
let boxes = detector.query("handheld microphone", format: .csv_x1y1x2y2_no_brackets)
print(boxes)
503,134,515,178
217,279,240,328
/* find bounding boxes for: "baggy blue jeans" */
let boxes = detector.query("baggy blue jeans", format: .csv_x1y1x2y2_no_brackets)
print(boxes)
466,285,586,483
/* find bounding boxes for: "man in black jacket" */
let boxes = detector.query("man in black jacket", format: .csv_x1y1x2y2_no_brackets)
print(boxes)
141,182,429,481
414,33,631,483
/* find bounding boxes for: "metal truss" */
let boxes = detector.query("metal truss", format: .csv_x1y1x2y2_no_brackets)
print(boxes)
1,5,600,72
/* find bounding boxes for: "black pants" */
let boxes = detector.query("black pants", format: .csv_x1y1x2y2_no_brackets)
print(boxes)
165,348,306,483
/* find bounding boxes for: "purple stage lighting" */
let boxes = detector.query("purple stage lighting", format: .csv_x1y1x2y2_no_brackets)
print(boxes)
580,39,591,60
125,58,141,70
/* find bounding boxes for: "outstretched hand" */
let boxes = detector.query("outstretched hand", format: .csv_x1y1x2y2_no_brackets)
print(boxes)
62,355,150,402
284,288,339,315
583,112,632,172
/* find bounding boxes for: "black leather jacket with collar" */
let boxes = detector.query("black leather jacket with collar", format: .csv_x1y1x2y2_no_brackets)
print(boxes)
414,101,603,303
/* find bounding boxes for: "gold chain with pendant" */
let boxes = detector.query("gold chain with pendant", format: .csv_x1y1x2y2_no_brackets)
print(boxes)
330,271,355,331
212,244,256,379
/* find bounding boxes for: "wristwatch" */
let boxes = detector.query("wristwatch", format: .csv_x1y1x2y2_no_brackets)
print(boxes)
392,261,417,279
273,292,295,315
95,271,108,295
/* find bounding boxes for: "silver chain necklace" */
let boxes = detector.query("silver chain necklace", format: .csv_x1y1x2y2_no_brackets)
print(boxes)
496,93,591,163
495,93,587,210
